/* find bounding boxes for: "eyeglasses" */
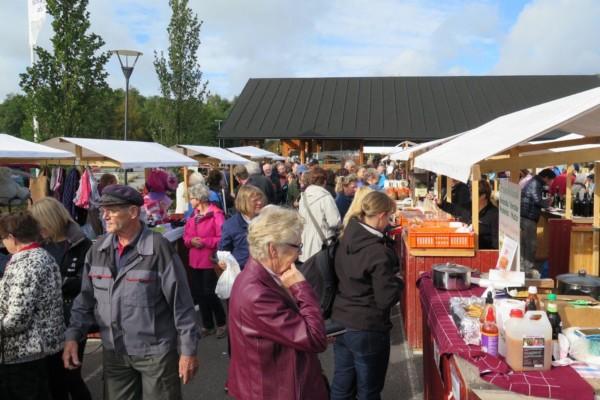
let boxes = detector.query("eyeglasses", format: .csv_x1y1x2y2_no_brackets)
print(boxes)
283,242,303,254
100,206,129,216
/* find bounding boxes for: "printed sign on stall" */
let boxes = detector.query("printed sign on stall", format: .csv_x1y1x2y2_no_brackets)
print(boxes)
497,179,521,271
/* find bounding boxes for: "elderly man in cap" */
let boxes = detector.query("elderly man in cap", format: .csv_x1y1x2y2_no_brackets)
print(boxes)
63,184,199,400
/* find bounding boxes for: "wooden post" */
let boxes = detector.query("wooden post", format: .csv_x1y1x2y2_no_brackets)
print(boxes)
75,145,82,166
472,165,481,250
436,175,442,200
509,149,519,184
593,162,600,275
300,140,306,164
565,165,573,220
358,141,365,165
229,165,234,196
446,177,453,204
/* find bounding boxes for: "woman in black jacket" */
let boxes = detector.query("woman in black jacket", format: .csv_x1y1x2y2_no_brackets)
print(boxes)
31,196,93,400
331,191,402,400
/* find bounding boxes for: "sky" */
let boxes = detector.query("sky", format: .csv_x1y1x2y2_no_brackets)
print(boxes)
2,0,600,101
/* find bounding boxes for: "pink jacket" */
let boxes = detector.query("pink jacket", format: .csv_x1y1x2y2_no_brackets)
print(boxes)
183,204,225,269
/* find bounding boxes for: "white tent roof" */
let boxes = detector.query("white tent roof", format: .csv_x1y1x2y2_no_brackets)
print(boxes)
0,133,74,160
389,135,459,161
363,146,404,155
415,86,600,182
174,145,249,165
43,137,198,169
228,146,285,161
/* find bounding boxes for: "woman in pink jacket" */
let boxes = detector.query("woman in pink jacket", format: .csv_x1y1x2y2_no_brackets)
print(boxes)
183,183,227,338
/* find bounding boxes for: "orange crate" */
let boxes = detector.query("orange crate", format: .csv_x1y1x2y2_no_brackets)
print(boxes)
407,227,474,249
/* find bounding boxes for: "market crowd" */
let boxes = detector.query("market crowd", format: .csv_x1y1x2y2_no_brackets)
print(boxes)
0,157,409,400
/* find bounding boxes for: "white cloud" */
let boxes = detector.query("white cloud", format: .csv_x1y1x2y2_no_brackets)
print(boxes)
494,0,600,74
0,0,504,101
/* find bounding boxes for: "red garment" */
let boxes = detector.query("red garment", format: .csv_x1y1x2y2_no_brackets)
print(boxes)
549,173,575,196
227,258,328,400
183,204,224,269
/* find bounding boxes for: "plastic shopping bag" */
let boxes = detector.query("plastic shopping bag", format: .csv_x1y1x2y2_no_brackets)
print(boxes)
215,251,241,299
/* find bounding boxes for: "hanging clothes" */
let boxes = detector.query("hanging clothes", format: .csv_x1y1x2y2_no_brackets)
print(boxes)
62,168,81,217
74,169,92,209
51,167,65,200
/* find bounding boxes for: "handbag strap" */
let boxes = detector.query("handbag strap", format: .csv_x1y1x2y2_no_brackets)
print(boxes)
302,194,327,244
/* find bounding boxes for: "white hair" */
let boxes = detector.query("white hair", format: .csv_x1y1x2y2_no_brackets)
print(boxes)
245,162,261,175
188,183,210,202
247,206,303,262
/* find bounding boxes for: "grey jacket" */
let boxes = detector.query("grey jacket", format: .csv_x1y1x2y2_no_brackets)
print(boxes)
65,226,199,356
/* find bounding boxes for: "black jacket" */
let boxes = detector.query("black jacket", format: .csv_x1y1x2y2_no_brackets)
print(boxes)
440,182,471,222
247,174,277,205
332,218,401,331
43,221,92,324
478,203,499,249
521,175,547,222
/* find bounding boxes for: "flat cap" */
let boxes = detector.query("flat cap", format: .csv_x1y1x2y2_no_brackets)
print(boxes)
98,184,144,207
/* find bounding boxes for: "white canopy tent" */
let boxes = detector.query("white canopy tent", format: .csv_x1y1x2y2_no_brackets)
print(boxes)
228,146,285,161
414,87,600,183
364,146,406,155
174,145,248,165
43,137,198,169
0,133,74,162
388,135,459,161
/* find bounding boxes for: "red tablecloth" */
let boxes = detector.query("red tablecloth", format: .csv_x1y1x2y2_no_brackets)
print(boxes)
417,272,594,399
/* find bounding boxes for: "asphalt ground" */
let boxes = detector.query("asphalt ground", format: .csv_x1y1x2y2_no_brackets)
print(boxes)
81,306,423,399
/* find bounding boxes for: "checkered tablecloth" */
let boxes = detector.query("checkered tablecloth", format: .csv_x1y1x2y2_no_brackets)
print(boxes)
418,272,594,399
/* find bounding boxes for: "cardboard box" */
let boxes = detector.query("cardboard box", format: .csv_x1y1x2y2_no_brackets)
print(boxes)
547,294,600,328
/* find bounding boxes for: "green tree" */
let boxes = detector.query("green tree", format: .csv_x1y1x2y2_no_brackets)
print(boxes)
154,0,208,145
19,0,110,140
0,94,28,137
191,94,232,145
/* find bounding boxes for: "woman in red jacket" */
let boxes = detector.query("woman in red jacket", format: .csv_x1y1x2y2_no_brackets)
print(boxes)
183,183,226,338
227,206,329,400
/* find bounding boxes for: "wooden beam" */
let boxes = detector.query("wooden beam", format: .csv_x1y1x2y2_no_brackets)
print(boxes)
514,136,600,154
436,175,442,200
75,145,83,166
509,149,520,184
471,166,480,250
300,140,306,164
446,177,453,204
479,147,600,174
359,141,365,165
229,166,234,196
565,165,573,220
594,162,600,275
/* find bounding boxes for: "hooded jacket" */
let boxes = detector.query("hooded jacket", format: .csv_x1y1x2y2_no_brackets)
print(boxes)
332,218,401,332
298,185,341,263
183,204,225,269
218,211,250,269
521,175,547,222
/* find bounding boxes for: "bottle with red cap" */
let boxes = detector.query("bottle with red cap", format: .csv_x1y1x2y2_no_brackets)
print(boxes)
481,304,499,356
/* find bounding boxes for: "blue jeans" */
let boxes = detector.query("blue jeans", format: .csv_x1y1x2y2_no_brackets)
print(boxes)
331,329,391,400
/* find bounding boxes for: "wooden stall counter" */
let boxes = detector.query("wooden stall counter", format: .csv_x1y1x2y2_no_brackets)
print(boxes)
398,234,497,349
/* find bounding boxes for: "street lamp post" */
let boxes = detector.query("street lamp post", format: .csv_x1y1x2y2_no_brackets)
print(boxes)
111,50,143,141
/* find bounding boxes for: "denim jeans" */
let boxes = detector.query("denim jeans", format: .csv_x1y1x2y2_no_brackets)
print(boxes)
331,329,391,400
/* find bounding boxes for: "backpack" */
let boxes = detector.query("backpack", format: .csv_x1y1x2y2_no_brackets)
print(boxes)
298,194,339,319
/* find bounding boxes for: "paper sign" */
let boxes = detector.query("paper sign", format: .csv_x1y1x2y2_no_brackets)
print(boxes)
496,236,518,270
498,180,521,271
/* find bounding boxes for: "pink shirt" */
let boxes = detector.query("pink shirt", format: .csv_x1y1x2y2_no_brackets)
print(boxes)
183,204,225,269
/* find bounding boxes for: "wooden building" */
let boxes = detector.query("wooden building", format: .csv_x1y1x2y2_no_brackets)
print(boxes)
218,75,600,163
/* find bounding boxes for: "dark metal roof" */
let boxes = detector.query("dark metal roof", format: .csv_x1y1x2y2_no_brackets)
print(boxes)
219,75,600,141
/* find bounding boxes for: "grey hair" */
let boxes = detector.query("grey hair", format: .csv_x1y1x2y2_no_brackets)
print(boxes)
364,168,380,182
247,206,303,262
188,183,210,202
245,161,261,175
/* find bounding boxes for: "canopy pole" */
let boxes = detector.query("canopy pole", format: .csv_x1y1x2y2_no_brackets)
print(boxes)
359,141,364,165
446,177,453,204
471,165,481,250
300,140,306,164
436,174,442,200
75,145,82,166
565,165,573,220
509,149,519,184
594,162,600,275
229,166,234,196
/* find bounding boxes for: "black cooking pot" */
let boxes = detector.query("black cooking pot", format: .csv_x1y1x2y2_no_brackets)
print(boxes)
556,270,600,299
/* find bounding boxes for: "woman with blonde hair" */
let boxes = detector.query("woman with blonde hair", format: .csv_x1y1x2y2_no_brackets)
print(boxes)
30,196,93,400
331,191,402,400
227,206,328,399
334,174,358,220
342,186,374,230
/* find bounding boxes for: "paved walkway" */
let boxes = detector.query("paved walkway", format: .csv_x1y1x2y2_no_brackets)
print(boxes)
82,306,423,399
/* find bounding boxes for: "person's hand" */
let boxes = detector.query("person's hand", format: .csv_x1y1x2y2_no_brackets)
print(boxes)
217,260,227,270
191,237,203,248
63,340,81,370
179,355,199,384
280,263,305,288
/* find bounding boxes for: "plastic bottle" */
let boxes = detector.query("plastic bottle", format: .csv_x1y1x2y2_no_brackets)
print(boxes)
526,286,540,311
505,310,552,371
481,306,499,356
480,291,495,323
546,296,562,360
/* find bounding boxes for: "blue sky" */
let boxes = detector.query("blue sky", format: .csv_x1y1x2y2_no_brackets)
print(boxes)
2,0,600,100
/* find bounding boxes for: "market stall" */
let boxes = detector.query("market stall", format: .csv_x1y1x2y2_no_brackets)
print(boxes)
228,145,286,161
407,86,600,398
42,137,198,242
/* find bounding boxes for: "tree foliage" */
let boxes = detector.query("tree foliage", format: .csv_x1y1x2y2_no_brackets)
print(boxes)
19,0,110,140
154,0,208,145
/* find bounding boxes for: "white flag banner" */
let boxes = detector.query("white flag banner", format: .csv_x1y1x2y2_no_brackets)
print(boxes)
28,0,47,49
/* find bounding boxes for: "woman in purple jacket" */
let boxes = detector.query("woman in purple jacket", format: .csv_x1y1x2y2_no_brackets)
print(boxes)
183,183,226,338
227,206,328,400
